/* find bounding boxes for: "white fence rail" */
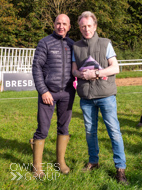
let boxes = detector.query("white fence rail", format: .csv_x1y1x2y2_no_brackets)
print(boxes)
0,47,35,81
118,59,142,72
0,47,142,81
118,59,142,66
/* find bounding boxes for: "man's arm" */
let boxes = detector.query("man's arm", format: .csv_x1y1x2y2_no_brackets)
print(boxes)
81,56,119,80
72,62,85,79
32,39,54,105
32,40,49,95
72,61,80,77
42,92,54,105
99,56,119,78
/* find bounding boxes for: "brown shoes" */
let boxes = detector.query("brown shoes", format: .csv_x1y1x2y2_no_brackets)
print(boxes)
83,165,128,185
116,168,128,185
82,163,99,171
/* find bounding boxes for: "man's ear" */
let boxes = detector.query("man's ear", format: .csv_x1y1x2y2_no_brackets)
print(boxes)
94,24,97,32
69,24,71,31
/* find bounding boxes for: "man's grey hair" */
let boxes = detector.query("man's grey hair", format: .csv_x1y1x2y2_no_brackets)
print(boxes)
78,11,97,25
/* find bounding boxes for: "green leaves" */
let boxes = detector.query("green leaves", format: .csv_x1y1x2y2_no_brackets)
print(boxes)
0,0,142,51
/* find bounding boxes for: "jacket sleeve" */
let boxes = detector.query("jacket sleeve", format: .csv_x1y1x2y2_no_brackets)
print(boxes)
32,39,49,95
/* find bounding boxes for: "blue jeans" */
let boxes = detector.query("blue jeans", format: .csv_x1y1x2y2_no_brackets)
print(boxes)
80,95,126,169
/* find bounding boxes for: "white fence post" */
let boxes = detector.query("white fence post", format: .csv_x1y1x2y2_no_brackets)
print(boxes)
0,47,142,82
0,47,35,81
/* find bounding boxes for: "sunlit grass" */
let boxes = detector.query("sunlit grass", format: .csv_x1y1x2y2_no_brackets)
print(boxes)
0,86,142,190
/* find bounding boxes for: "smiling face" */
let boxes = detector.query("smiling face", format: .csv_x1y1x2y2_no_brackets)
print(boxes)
54,14,71,38
79,16,97,39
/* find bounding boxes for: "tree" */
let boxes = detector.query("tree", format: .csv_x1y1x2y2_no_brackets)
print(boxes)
85,0,130,49
127,0,142,50
32,0,85,37
0,0,25,47
0,0,142,51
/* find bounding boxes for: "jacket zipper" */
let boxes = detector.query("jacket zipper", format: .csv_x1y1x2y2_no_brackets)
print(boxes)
87,41,91,98
61,38,65,91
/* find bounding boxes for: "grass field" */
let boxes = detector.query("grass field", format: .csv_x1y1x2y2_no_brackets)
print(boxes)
116,71,142,78
0,85,142,190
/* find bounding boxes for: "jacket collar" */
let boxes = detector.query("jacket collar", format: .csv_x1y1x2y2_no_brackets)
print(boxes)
52,31,69,40
82,32,99,46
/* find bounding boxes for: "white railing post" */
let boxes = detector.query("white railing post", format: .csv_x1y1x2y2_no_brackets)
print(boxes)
0,47,35,81
0,46,142,82
118,59,142,71
120,60,122,72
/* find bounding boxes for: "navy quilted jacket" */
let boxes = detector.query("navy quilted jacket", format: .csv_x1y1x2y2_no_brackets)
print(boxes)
32,31,74,95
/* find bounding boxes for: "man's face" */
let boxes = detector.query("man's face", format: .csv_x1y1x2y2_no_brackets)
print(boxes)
54,14,71,38
79,17,97,39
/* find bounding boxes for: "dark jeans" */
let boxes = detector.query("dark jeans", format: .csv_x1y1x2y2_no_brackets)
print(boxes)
33,86,75,139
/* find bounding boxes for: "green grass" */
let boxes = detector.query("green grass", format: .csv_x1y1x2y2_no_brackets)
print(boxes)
116,71,142,78
0,86,142,190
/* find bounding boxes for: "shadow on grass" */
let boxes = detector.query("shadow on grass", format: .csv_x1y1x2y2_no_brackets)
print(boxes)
72,110,141,132
0,136,57,168
72,109,142,155
72,111,84,119
118,112,141,127
128,172,142,188
100,167,142,188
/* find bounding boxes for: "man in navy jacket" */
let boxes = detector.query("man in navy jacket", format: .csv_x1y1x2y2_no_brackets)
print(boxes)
30,14,75,178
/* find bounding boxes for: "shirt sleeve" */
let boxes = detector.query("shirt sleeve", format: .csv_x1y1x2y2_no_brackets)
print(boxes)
72,50,76,62
106,42,116,59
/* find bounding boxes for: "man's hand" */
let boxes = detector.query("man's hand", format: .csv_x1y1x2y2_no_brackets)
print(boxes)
42,91,54,105
82,69,96,80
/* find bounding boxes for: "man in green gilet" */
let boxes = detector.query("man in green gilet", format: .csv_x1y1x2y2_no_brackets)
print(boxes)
72,11,128,185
